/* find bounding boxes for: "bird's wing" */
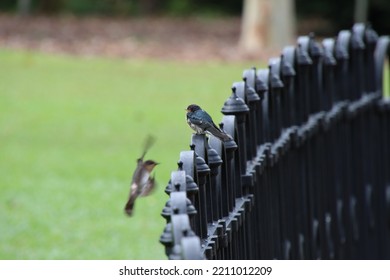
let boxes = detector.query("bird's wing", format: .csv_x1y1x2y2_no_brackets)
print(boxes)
198,110,214,124
196,110,229,136
140,175,156,197
131,159,144,185
139,135,156,160
206,125,232,141
187,113,204,125
188,110,214,129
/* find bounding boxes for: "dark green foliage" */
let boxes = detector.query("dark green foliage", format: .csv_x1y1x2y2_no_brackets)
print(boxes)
370,0,390,35
296,0,389,35
0,0,17,11
2,1,389,39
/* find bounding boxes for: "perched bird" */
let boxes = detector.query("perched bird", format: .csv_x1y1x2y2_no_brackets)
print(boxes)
186,104,232,141
124,136,158,217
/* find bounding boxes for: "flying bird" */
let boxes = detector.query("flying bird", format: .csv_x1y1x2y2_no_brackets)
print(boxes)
124,136,158,217
186,104,232,141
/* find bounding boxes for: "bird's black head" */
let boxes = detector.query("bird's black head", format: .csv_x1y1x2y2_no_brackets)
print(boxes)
143,160,159,172
186,104,201,113
144,160,158,165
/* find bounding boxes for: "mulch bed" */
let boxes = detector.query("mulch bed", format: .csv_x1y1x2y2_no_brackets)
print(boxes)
0,14,276,61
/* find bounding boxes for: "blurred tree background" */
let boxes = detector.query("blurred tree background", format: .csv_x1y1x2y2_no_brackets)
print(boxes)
0,0,389,35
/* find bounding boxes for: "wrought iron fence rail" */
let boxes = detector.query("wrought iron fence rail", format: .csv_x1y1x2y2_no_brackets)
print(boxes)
160,23,390,260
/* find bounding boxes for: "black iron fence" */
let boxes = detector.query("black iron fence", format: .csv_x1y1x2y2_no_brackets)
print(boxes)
159,23,390,260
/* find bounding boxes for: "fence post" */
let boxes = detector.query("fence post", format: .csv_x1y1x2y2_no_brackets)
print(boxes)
190,135,210,241
375,35,390,259
222,89,250,195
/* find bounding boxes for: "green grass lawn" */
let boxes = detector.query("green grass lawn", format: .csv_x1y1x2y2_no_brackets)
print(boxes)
384,61,389,97
0,49,251,259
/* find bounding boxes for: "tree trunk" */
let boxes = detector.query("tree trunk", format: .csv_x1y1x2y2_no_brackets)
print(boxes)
239,0,268,55
138,0,162,15
269,0,296,49
354,0,369,23
239,0,296,55
17,0,31,16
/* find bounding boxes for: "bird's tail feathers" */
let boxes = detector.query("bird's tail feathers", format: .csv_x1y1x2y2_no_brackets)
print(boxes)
124,196,136,216
207,126,232,142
